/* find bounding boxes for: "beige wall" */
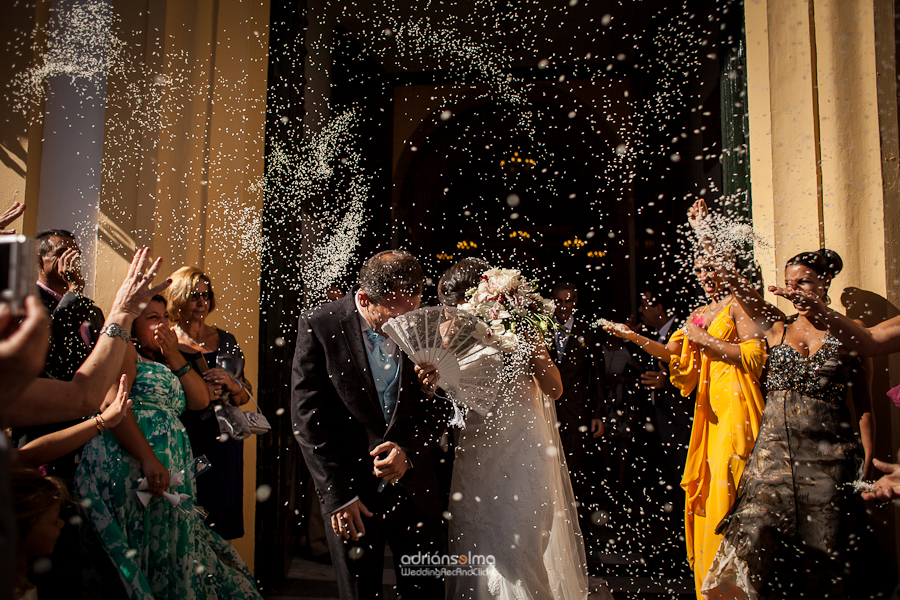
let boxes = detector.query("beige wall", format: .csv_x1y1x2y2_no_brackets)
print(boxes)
0,0,47,237
6,0,270,569
745,0,900,569
99,0,270,568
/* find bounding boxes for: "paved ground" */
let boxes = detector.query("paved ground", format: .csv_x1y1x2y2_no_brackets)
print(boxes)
262,539,694,600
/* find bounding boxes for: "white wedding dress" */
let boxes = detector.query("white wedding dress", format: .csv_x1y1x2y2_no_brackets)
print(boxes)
446,364,590,600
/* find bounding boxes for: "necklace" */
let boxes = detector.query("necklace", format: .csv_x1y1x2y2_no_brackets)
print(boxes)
176,324,209,351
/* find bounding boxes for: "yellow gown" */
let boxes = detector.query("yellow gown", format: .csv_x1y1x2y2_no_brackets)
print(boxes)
667,301,766,600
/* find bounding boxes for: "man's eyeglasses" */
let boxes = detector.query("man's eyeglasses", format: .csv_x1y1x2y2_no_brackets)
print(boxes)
188,291,211,301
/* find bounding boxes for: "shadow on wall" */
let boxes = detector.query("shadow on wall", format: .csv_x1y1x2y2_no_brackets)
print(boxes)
842,287,900,326
842,286,900,579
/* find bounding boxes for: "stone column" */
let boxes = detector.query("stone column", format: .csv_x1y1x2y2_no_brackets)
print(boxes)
36,0,111,297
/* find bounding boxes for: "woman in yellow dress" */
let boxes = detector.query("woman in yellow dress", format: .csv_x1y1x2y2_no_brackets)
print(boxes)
604,255,766,599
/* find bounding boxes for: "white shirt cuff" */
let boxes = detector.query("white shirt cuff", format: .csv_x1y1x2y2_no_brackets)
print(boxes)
331,496,359,515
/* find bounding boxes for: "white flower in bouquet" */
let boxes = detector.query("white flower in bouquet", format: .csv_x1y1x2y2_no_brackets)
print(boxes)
481,268,520,294
541,297,557,315
458,267,559,353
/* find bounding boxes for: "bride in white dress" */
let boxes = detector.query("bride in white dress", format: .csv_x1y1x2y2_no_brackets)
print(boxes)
418,260,589,600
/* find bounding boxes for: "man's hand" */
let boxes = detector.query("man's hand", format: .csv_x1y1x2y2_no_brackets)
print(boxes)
0,296,50,411
371,441,410,484
331,499,373,541
0,201,25,233
641,370,666,390
862,458,900,501
57,247,85,293
591,418,605,438
414,362,440,397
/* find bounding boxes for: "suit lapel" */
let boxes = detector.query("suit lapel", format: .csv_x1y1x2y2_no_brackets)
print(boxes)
340,305,384,419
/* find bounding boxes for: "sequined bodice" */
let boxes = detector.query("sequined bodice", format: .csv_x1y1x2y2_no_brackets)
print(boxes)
764,332,853,404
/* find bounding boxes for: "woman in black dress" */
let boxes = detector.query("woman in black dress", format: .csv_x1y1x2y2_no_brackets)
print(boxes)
166,266,252,540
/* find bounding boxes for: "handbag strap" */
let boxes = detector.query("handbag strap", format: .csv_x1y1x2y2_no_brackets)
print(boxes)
245,393,260,412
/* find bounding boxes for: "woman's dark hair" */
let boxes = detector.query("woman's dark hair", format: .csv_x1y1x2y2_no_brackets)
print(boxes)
131,295,168,361
10,468,69,595
11,468,68,544
438,258,490,306
786,249,843,280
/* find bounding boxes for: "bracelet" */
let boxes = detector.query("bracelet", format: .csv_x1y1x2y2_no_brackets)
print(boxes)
99,323,131,342
233,379,244,395
94,414,108,434
172,363,192,378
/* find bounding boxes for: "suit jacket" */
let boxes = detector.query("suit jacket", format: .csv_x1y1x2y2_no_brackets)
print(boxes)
291,294,445,518
38,286,105,381
15,288,105,484
550,320,606,428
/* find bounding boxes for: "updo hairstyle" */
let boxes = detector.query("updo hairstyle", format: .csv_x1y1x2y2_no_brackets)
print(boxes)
437,258,490,306
786,249,843,280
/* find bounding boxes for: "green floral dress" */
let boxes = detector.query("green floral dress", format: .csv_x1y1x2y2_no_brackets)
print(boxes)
75,358,261,600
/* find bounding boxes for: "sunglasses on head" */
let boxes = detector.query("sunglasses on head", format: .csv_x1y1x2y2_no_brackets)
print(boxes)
188,291,211,301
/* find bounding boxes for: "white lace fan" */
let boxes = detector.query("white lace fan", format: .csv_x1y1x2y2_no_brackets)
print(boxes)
383,306,503,417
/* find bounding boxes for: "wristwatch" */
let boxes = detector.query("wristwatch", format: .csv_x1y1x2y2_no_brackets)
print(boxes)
99,323,131,342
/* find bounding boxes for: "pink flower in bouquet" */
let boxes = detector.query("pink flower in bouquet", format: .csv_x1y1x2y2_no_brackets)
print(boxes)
691,313,705,328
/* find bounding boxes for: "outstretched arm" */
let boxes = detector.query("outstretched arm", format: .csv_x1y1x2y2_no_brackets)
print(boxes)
602,322,679,363
771,286,900,356
0,296,50,415
8,249,172,427
15,374,132,469
862,458,900,501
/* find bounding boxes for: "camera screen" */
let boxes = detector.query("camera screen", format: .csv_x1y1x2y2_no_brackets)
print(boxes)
0,236,35,309
0,242,10,296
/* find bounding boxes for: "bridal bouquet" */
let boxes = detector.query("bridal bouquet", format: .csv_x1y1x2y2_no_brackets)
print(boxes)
458,268,558,353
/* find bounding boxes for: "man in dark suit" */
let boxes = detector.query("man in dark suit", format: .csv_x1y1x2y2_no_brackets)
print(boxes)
548,283,605,516
292,250,445,600
34,229,105,381
637,288,691,485
637,287,693,576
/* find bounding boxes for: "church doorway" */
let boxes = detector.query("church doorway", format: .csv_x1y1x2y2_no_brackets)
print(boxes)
396,98,629,320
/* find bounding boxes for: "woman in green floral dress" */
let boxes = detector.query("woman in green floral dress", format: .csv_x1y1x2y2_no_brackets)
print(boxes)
75,295,261,599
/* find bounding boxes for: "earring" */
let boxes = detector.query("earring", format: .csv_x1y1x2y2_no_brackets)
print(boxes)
824,294,831,306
